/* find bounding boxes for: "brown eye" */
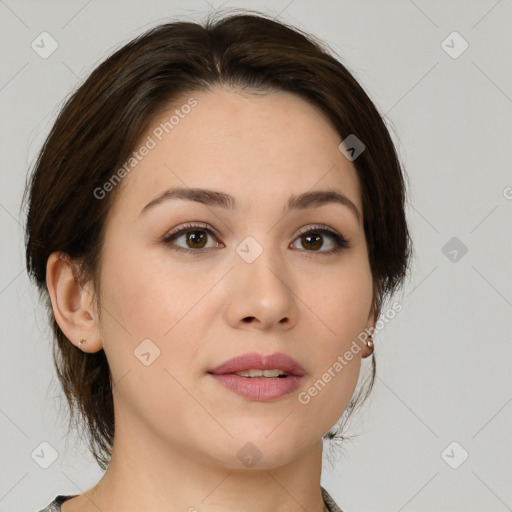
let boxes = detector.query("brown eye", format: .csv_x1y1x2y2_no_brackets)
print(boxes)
163,223,222,253
301,232,323,251
291,226,349,255
182,230,208,249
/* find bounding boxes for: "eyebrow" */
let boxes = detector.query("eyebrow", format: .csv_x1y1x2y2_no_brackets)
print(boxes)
139,186,361,223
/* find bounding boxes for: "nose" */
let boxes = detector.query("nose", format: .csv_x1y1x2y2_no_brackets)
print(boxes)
223,241,299,331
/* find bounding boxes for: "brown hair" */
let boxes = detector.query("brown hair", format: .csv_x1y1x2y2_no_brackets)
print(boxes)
23,10,411,470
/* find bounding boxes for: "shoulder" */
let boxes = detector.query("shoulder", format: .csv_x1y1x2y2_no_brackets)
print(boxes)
37,495,78,512
321,486,345,512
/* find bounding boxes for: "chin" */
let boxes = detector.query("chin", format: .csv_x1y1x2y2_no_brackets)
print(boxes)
207,433,311,470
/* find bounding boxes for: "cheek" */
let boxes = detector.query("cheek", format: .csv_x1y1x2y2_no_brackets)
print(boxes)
98,238,206,341
95,244,202,425
311,253,373,344
297,255,372,422
99,254,163,341
96,239,219,387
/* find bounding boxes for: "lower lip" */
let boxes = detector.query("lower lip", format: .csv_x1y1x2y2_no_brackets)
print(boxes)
209,374,304,401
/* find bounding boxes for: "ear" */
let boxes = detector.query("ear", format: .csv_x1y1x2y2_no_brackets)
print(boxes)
46,252,103,353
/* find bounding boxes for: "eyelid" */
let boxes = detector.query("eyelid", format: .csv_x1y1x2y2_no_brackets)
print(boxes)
163,221,221,241
294,223,341,238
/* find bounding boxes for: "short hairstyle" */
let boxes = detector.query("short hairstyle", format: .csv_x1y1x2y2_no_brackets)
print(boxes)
23,10,411,470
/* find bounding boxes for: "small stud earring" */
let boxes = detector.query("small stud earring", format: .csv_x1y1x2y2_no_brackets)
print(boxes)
79,339,86,348
366,335,374,356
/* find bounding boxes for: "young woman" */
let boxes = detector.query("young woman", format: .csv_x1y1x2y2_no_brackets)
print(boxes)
25,11,411,512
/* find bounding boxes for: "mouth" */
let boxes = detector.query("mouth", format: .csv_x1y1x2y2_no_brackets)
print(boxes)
207,352,306,401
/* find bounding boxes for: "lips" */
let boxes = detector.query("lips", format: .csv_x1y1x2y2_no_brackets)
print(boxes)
208,351,306,377
208,351,306,402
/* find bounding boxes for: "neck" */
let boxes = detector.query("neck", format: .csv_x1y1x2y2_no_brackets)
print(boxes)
70,414,329,512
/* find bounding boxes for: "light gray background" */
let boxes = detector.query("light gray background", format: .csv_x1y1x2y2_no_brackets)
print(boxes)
1,1,511,511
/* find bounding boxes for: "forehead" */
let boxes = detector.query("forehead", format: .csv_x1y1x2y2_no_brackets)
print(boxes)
108,87,362,221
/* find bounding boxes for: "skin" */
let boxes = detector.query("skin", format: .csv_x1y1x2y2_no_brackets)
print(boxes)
47,86,375,512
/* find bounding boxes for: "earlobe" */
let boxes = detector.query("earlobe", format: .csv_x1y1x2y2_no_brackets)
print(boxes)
46,252,102,353
361,302,377,358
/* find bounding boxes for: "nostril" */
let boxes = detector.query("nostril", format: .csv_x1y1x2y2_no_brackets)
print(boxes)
243,317,256,323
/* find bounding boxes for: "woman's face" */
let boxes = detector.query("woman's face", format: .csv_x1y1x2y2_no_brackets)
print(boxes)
95,86,374,468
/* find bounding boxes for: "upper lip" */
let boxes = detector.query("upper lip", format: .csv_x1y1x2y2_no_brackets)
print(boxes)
208,352,306,376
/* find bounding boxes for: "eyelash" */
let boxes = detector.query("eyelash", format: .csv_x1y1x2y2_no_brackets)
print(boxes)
162,222,349,256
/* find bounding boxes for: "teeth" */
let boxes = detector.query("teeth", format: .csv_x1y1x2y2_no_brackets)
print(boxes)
234,369,288,378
